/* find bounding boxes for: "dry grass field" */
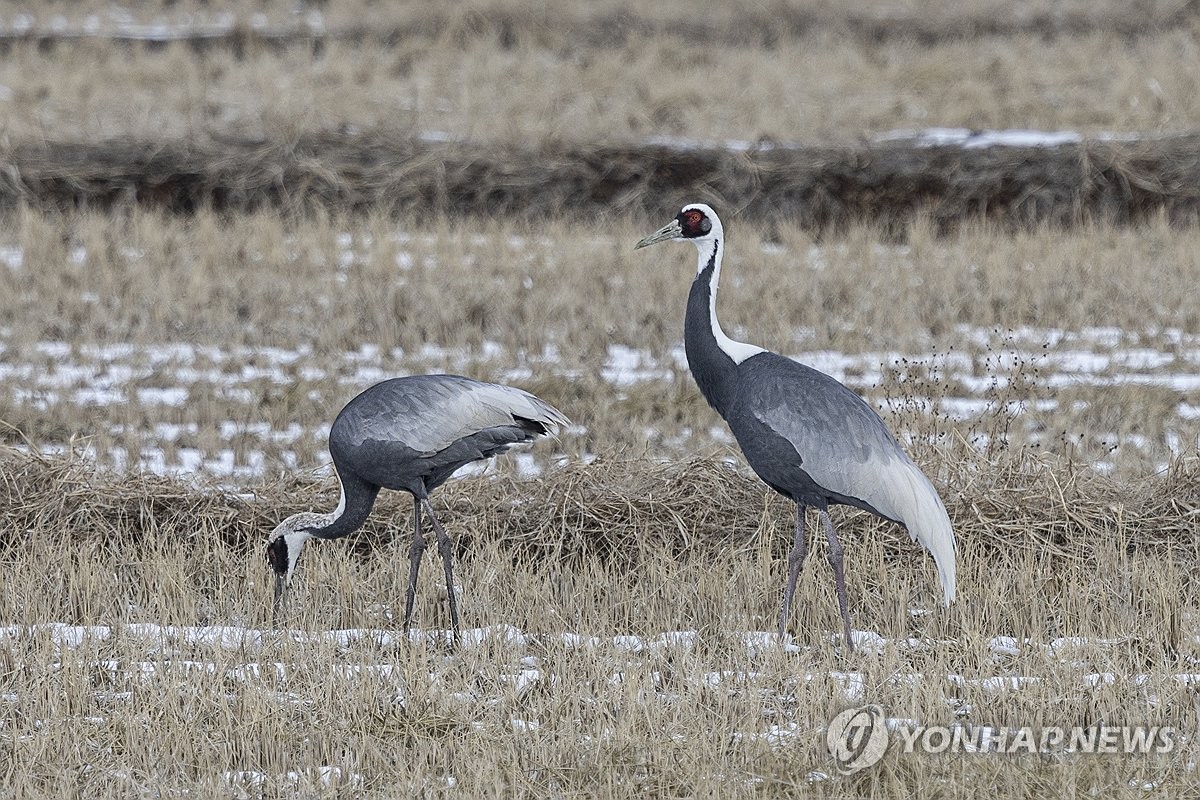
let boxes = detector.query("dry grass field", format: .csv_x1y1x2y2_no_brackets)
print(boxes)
4,209,1200,479
2,1,1200,797
0,447,1197,797
1,1,1198,144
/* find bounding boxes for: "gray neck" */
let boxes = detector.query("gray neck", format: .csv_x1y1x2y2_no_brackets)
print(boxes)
685,241,738,415
302,470,380,541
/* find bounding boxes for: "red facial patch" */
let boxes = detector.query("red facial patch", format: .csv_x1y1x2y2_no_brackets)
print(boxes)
681,209,709,236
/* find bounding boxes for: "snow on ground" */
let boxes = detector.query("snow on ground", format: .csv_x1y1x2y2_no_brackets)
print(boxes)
2,322,1199,480
638,128,1163,153
2,227,1199,481
0,621,1172,698
0,10,324,41
2,620,1191,761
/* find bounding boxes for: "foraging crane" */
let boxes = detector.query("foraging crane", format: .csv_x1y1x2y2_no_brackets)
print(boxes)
635,204,956,649
266,374,568,636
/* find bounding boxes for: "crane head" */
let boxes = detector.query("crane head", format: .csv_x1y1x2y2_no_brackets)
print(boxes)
265,512,328,619
634,203,723,250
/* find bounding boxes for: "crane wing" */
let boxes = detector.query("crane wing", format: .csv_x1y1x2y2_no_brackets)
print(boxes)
736,355,957,604
338,374,569,455
736,357,896,492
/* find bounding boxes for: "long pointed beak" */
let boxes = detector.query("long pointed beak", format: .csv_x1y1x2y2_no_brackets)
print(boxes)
272,574,288,624
634,219,682,249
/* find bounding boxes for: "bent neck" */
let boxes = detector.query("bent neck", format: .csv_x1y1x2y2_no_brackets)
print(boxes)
684,238,763,415
302,470,380,541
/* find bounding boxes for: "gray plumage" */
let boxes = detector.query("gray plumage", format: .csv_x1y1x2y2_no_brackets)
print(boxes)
331,374,567,496
636,204,956,649
266,374,568,636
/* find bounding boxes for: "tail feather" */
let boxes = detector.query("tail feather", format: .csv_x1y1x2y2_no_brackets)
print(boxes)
876,456,957,606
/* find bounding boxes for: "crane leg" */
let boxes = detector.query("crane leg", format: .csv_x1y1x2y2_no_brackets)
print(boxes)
403,499,426,632
820,510,854,652
778,504,809,637
422,498,461,641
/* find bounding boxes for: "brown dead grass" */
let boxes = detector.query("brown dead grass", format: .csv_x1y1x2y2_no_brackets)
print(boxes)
2,207,1199,477
2,441,1197,630
4,133,1200,233
5,207,1200,353
4,2,1199,230
1,19,1199,148
4,0,1190,45
0,445,1197,796
0,8,1197,794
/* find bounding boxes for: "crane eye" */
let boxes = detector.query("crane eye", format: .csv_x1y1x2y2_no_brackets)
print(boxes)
681,209,710,236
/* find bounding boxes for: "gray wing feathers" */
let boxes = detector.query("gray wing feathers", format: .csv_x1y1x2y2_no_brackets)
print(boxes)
747,361,956,604
341,375,568,453
747,363,901,496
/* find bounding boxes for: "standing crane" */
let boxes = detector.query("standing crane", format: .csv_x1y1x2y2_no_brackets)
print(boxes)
635,204,956,649
266,374,568,637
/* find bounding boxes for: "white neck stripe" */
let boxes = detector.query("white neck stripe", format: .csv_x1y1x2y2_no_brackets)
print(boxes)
699,239,766,365
332,472,347,520
284,529,311,581
283,474,346,580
